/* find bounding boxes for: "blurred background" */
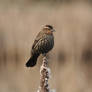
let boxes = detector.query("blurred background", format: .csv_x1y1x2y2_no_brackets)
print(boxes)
0,0,92,92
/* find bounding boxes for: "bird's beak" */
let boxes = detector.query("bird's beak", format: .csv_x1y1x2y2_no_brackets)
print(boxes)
52,29,55,32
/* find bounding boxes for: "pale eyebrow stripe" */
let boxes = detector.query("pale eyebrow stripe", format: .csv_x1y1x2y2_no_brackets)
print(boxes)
44,27,49,29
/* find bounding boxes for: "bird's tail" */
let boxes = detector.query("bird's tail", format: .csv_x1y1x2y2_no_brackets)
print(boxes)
26,53,39,67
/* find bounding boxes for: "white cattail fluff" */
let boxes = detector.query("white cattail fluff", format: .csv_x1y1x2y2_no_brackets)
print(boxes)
37,56,56,92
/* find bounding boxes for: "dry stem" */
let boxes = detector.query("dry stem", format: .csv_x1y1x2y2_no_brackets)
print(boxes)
38,56,50,92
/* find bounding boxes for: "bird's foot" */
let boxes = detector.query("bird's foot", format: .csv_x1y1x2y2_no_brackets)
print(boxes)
42,53,46,57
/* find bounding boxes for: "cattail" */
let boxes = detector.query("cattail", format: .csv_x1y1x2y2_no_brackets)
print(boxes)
37,55,56,92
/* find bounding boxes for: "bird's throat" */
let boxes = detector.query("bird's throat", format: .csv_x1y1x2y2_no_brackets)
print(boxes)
45,30,53,35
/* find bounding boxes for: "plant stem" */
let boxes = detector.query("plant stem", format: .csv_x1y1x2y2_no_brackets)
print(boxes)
39,56,50,92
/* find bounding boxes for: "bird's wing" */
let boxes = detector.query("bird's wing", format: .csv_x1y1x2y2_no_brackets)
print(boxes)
32,31,44,50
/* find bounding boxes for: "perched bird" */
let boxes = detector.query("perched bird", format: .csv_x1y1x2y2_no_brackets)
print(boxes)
26,25,55,67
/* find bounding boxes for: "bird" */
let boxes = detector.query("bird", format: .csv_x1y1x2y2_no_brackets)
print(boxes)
26,25,55,67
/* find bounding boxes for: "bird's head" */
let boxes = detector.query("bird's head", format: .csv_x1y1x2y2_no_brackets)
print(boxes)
43,25,55,32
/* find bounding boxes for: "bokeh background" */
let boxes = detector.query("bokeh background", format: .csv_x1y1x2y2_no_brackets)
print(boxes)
0,0,92,92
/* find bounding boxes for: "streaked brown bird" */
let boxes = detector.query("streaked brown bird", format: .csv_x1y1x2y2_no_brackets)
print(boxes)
26,25,55,67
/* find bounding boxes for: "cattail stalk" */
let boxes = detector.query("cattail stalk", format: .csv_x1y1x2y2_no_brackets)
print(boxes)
38,55,50,92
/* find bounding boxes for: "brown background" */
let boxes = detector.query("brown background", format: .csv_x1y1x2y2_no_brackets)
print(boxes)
0,0,92,92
